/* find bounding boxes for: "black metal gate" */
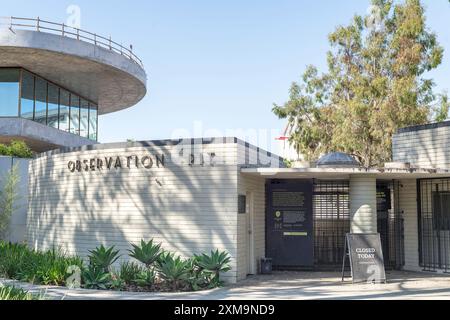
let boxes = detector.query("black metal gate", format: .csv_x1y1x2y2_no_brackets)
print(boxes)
418,179,450,272
313,180,350,268
377,182,405,270
266,179,404,270
312,180,404,269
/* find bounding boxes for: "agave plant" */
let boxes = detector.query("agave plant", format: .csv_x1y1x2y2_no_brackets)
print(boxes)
129,239,162,269
119,261,142,285
157,254,190,291
134,268,156,288
87,245,121,273
195,250,231,286
185,257,209,291
82,266,111,290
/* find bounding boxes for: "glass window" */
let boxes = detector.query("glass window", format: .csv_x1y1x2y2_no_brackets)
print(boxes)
70,94,80,135
59,89,70,132
89,103,98,141
20,71,34,120
0,68,20,117
80,99,89,138
47,84,59,129
34,77,47,124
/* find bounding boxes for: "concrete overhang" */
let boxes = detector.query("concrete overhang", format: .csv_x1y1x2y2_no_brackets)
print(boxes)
0,118,97,153
241,167,450,180
0,29,147,115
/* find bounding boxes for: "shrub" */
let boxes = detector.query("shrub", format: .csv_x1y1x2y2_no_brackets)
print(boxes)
157,254,190,291
87,245,120,273
0,242,84,287
0,285,43,300
134,268,156,288
109,272,126,291
129,239,162,269
119,261,142,285
0,240,232,293
0,164,20,240
194,250,231,287
0,140,33,158
82,267,111,290
185,257,210,291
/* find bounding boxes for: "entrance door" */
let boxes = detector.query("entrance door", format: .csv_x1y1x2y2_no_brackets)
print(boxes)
266,180,314,267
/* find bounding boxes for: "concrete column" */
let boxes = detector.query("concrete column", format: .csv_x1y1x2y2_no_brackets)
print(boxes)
349,175,377,234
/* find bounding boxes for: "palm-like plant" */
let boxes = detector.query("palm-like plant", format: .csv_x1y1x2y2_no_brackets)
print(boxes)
157,255,190,291
129,239,162,268
87,245,121,273
195,250,231,286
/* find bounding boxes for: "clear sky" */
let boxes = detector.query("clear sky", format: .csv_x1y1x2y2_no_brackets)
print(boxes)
2,1,450,153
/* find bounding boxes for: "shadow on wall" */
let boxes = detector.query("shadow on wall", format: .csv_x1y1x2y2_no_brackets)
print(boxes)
27,141,238,280
393,128,450,168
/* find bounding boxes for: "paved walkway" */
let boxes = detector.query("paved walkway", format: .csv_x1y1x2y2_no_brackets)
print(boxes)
2,271,450,300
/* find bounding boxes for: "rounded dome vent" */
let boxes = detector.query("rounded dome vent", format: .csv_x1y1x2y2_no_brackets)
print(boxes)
316,152,360,168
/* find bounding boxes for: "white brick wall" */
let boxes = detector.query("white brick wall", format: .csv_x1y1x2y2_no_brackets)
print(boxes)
393,126,450,169
27,141,242,283
27,139,279,283
237,174,266,280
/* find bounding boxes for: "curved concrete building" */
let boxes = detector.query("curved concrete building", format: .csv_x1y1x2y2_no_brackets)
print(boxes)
0,17,147,152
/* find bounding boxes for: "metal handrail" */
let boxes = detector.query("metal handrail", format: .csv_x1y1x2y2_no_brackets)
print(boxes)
0,16,144,68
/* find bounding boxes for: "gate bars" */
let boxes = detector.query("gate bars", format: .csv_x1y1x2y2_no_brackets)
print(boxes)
418,179,450,272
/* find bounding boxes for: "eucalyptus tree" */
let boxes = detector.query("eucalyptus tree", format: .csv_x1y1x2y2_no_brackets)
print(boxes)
273,0,446,167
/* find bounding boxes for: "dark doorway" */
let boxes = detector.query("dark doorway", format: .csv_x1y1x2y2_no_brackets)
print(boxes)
313,180,350,268
266,179,404,270
377,182,405,270
418,179,450,272
266,180,314,268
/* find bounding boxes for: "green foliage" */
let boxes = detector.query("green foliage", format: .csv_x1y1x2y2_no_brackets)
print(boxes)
0,140,33,158
283,159,293,168
0,164,20,240
156,254,190,291
273,0,446,167
119,261,142,285
194,250,231,287
0,285,43,300
0,240,231,293
82,266,111,290
129,239,162,268
109,272,126,291
87,245,120,273
0,242,84,286
434,94,450,122
133,268,156,288
185,257,211,291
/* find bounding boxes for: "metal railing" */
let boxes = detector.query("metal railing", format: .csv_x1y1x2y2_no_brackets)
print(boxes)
0,16,144,68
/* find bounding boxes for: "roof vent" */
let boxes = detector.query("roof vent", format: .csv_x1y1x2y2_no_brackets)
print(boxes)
316,152,360,168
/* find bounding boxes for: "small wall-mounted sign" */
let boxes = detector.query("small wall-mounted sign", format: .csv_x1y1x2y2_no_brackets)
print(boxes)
238,195,247,214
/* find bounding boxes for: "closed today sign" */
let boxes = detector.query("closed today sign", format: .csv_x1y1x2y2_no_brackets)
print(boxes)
343,233,387,284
